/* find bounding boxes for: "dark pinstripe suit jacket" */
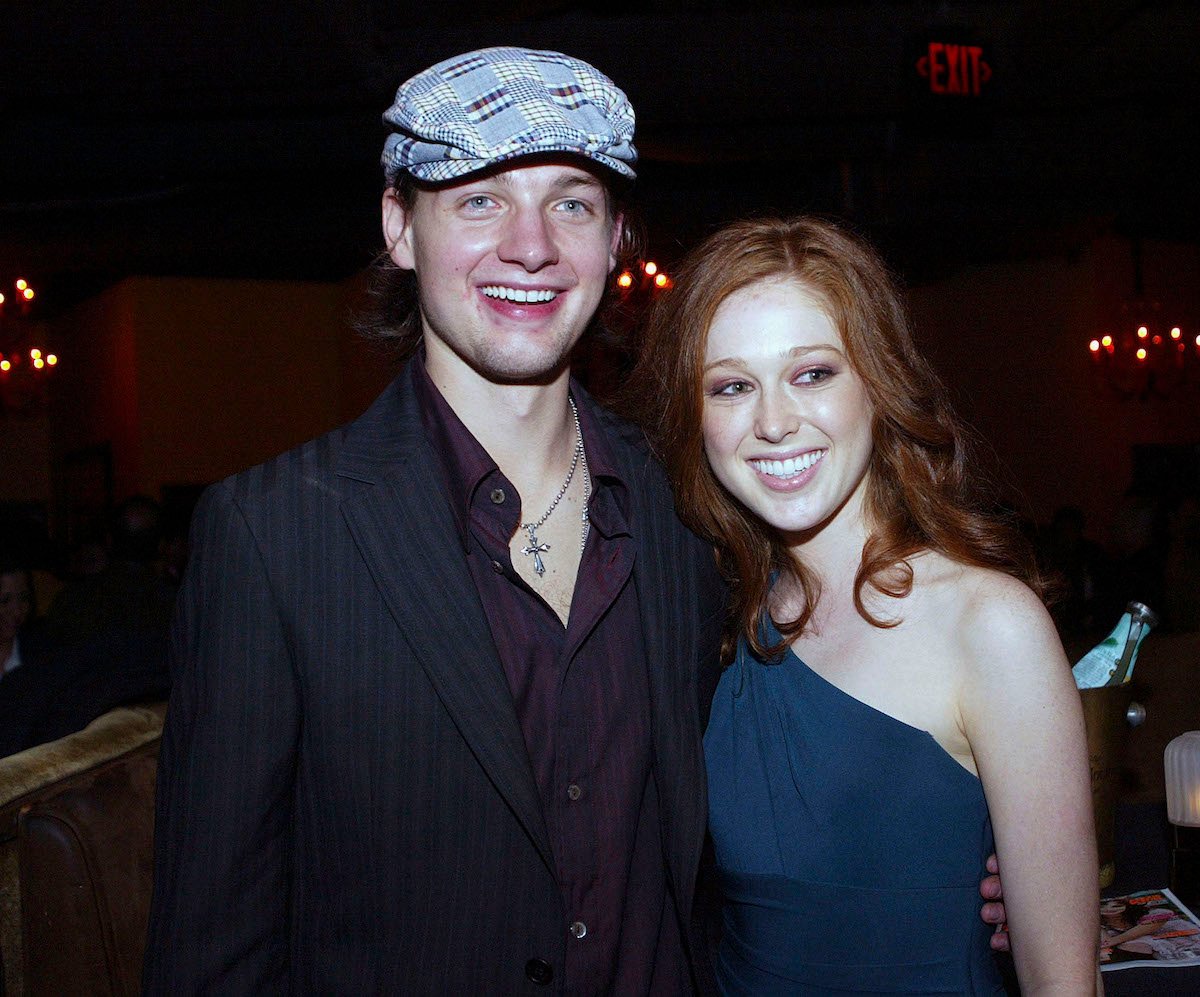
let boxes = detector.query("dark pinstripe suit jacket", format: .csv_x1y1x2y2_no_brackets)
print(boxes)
143,370,726,994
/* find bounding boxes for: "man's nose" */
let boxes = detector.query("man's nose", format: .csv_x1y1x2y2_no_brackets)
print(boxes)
497,207,559,272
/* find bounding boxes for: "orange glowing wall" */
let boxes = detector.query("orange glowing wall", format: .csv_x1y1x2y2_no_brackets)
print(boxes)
907,236,1200,540
48,275,391,501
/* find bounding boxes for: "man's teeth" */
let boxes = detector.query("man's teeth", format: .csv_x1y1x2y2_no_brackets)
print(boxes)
481,285,558,304
752,450,825,478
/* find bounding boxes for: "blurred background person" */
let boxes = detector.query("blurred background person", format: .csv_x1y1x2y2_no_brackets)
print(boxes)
47,494,176,648
0,556,57,756
0,497,175,757
1,558,37,678
1037,504,1115,649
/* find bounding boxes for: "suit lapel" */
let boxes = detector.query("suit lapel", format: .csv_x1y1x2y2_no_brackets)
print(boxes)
336,373,553,873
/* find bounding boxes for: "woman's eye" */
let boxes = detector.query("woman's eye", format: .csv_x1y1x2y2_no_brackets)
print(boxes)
711,380,751,397
796,367,834,384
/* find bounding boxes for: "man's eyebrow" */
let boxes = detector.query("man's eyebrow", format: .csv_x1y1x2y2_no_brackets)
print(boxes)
549,172,606,194
483,170,604,194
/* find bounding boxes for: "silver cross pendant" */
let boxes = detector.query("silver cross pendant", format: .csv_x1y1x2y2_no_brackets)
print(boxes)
522,525,551,576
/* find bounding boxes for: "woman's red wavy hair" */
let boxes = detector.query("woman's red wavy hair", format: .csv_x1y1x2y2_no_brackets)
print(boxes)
626,216,1044,662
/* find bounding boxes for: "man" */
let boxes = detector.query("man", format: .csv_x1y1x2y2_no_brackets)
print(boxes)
145,47,726,994
145,47,1006,993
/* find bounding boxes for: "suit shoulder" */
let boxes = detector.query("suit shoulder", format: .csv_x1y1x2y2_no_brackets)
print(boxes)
590,400,678,496
212,371,413,507
204,422,350,514
589,399,655,460
587,400,720,585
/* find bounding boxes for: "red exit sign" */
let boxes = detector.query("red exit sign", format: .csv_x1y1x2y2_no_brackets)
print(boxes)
915,40,993,97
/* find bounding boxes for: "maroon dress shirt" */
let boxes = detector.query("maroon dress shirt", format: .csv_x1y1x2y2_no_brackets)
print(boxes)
414,357,688,994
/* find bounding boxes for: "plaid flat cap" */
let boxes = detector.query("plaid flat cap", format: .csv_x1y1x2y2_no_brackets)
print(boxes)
381,47,637,184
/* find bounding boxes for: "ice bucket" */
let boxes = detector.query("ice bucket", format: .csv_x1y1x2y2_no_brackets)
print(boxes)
1080,684,1144,888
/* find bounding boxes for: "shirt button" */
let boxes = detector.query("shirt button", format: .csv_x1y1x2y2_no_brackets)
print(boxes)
569,921,587,939
525,958,553,985
566,783,582,801
489,488,505,504
490,560,504,574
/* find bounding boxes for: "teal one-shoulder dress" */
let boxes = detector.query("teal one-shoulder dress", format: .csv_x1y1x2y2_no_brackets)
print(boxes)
704,617,1006,995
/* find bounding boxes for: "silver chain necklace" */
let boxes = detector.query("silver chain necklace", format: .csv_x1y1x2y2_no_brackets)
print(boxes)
520,395,590,577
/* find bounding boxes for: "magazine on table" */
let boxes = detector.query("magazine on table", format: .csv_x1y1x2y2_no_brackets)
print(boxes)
1100,888,1200,970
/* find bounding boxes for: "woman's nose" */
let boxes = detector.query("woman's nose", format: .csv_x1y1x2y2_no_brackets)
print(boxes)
754,391,800,443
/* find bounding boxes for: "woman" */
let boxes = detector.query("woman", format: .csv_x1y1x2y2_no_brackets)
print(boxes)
631,217,1098,993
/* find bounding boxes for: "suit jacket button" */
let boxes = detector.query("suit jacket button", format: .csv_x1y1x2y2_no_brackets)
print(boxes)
525,958,554,985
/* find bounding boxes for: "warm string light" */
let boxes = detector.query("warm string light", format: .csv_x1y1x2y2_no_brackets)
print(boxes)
614,259,673,294
0,278,61,396
1089,312,1197,399
0,278,35,311
0,348,59,371
606,258,676,341
1092,240,1198,399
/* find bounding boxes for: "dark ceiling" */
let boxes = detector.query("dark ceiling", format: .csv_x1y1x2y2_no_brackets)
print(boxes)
2,1,1197,316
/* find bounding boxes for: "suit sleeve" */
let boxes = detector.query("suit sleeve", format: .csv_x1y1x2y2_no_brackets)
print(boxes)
144,481,300,993
687,529,728,732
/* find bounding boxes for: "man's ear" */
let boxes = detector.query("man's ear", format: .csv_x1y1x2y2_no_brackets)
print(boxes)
381,190,416,270
608,212,625,273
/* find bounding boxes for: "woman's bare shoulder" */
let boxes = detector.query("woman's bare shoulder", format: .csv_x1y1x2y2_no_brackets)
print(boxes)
906,553,1061,673
908,551,1040,615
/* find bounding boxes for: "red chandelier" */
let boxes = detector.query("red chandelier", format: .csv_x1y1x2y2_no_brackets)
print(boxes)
0,277,60,416
1088,244,1197,400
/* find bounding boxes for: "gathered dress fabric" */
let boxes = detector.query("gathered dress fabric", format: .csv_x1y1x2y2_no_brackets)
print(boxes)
705,616,1006,995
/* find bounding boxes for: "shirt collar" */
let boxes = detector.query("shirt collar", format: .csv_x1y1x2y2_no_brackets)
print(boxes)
412,352,497,554
412,351,632,551
570,387,631,540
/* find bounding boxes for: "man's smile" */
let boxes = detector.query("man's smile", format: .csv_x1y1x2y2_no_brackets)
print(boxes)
480,285,560,304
